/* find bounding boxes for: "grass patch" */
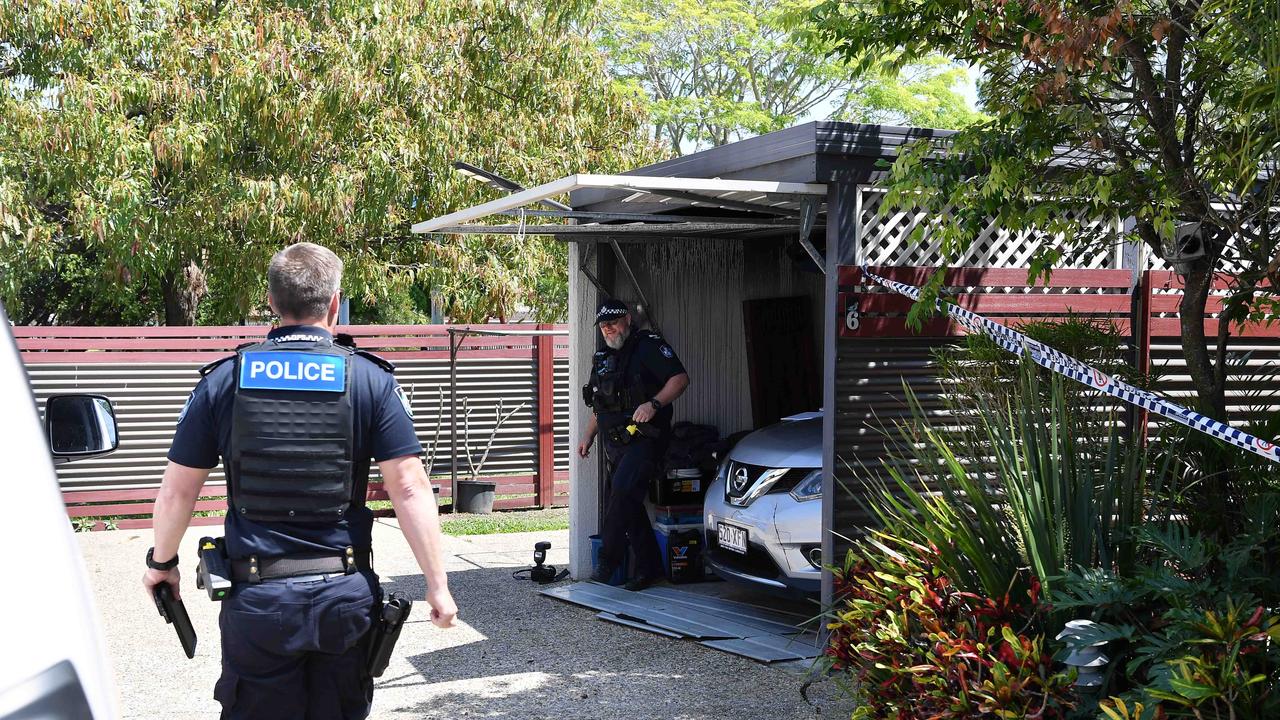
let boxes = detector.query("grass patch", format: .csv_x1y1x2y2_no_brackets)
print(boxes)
439,508,569,536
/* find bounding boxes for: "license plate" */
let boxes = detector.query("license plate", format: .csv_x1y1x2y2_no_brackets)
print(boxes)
717,522,748,555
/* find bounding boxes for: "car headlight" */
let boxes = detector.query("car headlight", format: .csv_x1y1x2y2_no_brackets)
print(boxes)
715,457,730,484
789,469,823,502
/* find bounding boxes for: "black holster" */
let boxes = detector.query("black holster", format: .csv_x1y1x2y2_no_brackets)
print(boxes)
604,425,634,446
366,592,412,678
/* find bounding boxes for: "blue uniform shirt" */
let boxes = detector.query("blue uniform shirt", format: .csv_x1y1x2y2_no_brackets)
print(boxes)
168,325,422,559
592,330,686,436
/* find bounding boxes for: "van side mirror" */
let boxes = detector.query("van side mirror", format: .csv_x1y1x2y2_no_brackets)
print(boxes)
44,395,119,464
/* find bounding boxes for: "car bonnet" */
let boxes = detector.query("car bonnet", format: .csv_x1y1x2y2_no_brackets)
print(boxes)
727,416,822,468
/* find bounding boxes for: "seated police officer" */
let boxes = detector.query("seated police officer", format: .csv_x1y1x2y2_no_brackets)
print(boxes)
141,242,458,719
577,299,689,591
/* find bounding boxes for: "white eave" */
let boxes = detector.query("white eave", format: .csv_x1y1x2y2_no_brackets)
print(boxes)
411,173,828,234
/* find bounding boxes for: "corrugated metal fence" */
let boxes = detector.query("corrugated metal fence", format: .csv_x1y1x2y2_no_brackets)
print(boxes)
18,324,570,528
832,266,1280,553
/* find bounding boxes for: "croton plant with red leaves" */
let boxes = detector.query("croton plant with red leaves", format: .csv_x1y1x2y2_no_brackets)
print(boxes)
824,538,1075,719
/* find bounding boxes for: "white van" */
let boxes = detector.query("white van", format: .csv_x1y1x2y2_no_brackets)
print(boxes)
0,304,120,719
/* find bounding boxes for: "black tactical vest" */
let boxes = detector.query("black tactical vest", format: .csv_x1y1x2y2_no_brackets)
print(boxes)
585,332,660,416
229,337,356,522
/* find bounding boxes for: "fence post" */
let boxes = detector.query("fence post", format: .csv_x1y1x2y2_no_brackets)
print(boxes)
535,325,555,508
1133,270,1154,446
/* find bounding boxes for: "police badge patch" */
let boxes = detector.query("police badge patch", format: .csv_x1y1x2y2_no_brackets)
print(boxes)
177,394,193,424
395,386,414,419
660,345,673,358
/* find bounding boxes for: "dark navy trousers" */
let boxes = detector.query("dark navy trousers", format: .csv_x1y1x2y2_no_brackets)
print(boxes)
215,570,380,720
601,437,665,579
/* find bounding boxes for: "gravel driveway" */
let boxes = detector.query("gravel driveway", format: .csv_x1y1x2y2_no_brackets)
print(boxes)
77,519,855,719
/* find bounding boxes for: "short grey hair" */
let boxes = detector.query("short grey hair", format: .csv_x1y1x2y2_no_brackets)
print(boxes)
268,243,343,321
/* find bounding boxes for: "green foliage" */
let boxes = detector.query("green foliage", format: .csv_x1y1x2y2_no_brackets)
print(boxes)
1053,503,1280,719
822,536,1076,719
806,0,1280,426
438,507,569,536
0,0,661,325
934,318,1149,403
870,357,1161,602
836,54,987,130
830,316,1280,717
595,0,983,154
1146,395,1280,538
71,517,118,532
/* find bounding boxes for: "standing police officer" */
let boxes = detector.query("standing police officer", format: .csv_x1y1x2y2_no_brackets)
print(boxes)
141,243,458,719
577,299,689,591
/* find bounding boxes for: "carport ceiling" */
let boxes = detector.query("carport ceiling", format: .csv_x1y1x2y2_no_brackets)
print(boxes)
410,173,828,241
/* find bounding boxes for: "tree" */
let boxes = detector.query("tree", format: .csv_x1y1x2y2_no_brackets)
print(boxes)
594,0,984,154
808,0,1279,530
808,0,1278,421
0,0,660,325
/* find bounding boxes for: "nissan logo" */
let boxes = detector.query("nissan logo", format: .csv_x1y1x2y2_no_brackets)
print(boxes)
731,466,750,493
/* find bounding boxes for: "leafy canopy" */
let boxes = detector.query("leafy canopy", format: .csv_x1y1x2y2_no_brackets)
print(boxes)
808,0,1279,423
0,0,661,324
595,0,985,154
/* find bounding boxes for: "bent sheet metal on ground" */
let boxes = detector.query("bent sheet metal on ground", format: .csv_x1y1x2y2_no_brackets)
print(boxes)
541,582,821,663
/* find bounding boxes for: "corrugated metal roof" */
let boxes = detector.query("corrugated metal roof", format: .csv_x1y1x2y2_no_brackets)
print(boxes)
411,173,827,234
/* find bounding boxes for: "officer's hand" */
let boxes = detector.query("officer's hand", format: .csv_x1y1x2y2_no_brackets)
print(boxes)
142,567,182,602
577,435,593,459
426,586,458,629
632,402,656,424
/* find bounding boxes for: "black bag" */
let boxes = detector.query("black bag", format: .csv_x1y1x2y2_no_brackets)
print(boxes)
664,422,719,473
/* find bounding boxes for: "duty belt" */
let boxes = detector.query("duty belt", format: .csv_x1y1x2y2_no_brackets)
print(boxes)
604,426,634,446
605,422,660,446
230,547,371,583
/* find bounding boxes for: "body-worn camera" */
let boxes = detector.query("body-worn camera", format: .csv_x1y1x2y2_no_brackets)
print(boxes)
195,536,232,601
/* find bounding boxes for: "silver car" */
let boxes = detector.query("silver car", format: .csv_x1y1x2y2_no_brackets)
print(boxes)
703,413,822,595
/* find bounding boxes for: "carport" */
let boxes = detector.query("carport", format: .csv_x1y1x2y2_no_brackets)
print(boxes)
411,121,1085,604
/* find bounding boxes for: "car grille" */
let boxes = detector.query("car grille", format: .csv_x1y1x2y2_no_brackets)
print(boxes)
723,462,811,506
706,529,782,580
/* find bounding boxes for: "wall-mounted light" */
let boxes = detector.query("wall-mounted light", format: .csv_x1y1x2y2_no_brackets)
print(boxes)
1161,221,1205,275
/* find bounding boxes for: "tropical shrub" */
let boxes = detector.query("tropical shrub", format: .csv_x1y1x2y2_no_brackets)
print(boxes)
1053,499,1280,719
827,318,1280,718
823,534,1076,719
933,318,1148,411
867,359,1166,602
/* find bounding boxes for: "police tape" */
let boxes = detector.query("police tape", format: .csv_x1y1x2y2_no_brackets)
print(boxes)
859,265,1280,464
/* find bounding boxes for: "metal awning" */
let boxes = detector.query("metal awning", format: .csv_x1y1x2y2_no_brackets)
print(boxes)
410,173,828,236
425,220,799,241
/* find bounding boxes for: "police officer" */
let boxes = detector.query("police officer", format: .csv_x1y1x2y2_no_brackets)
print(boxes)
577,299,689,591
141,242,458,719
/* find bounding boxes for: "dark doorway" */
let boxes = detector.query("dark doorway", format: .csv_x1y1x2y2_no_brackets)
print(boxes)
742,296,820,428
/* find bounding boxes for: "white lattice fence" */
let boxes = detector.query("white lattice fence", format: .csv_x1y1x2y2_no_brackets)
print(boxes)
856,187,1125,269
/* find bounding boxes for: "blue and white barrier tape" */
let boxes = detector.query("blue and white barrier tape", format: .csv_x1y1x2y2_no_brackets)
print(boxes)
859,265,1280,464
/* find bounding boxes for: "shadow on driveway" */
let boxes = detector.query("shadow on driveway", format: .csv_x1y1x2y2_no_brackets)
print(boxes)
368,567,853,720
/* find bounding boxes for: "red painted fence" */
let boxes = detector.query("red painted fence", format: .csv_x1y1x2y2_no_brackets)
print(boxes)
17,324,570,529
838,266,1280,345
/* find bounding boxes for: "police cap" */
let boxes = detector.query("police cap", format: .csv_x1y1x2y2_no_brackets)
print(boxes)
595,299,629,324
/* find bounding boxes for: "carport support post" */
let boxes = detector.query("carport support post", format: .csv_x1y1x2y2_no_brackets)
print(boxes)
821,183,858,610
568,240,606,578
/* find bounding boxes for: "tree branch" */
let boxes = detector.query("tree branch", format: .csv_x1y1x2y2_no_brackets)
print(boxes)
1115,30,1183,170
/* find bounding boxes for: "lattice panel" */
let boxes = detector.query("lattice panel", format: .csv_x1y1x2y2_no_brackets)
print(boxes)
858,187,1123,269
